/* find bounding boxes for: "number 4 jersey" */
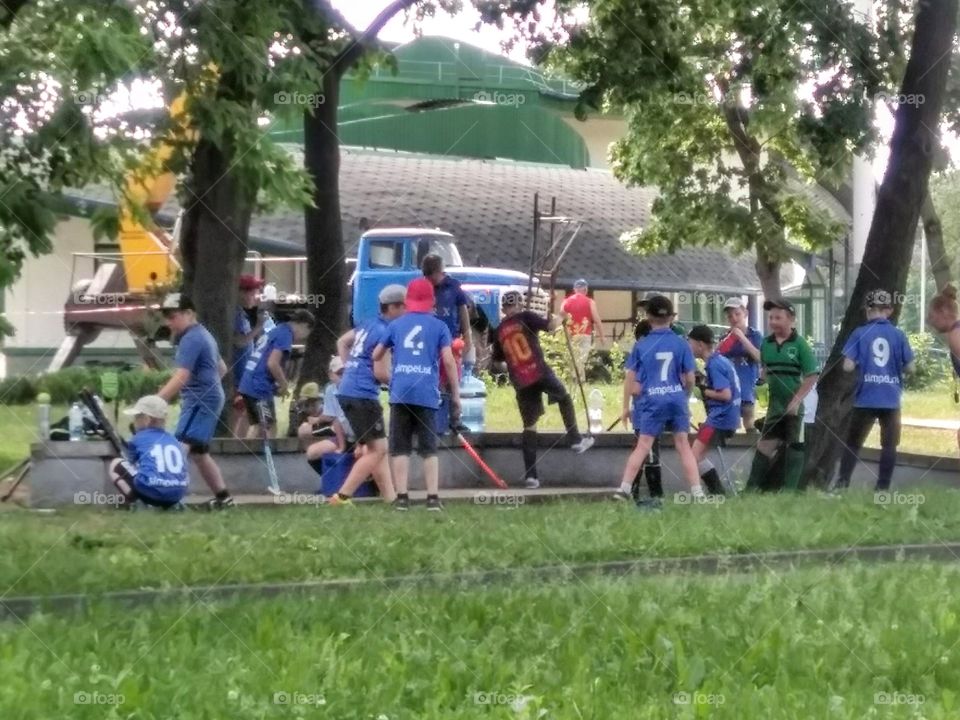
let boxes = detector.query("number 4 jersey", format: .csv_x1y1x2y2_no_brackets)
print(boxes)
126,427,189,503
626,327,696,408
493,311,551,389
842,318,914,409
381,311,452,409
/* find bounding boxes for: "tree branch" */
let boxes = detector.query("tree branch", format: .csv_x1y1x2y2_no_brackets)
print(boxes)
335,0,421,72
1,0,31,29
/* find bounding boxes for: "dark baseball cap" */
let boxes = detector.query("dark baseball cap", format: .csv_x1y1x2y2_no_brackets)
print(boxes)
864,289,893,308
687,324,715,344
159,292,195,315
637,291,666,306
762,298,795,315
645,294,674,318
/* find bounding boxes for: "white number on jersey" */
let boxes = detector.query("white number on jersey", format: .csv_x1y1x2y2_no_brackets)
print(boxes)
871,337,890,368
149,443,185,475
351,328,369,358
655,352,674,382
403,325,425,356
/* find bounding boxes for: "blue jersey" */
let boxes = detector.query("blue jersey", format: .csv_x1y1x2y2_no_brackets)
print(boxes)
127,427,189,503
339,317,389,401
174,323,224,408
381,311,452,408
718,326,763,401
626,327,696,408
842,318,914,409
704,353,742,430
433,275,470,338
232,306,253,382
239,323,294,400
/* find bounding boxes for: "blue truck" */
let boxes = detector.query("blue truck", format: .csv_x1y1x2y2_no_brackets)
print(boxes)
350,227,549,331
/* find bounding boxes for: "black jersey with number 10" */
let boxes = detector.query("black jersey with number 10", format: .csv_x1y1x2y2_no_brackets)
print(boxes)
493,311,551,389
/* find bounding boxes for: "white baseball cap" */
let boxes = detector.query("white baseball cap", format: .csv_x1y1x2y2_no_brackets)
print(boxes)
723,297,746,310
123,395,169,419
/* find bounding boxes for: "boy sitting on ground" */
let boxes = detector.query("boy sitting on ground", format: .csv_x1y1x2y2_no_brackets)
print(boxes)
293,381,325,446
109,395,189,510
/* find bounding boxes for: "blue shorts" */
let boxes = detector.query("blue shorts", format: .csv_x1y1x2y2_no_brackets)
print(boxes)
735,365,758,404
175,398,223,453
636,400,690,438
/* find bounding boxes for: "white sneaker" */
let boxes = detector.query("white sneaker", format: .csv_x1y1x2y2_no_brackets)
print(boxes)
571,436,595,454
525,477,540,489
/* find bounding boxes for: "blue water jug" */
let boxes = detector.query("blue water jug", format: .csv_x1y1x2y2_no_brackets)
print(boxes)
459,373,486,433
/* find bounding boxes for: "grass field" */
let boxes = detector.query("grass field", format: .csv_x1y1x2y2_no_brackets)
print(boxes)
3,563,959,718
0,382,957,471
2,489,959,597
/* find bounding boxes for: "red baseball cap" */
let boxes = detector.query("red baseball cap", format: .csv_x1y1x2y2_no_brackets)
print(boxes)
238,274,264,291
405,277,435,313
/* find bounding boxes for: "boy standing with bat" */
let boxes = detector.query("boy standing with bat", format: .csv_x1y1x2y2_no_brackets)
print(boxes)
492,290,593,490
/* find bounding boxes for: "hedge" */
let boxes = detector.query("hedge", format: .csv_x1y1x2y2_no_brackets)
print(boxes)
0,367,173,406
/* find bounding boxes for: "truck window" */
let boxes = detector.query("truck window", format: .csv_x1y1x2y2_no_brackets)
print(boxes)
414,237,463,269
368,240,403,268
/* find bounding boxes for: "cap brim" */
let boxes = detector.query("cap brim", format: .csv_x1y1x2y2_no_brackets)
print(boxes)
122,408,139,416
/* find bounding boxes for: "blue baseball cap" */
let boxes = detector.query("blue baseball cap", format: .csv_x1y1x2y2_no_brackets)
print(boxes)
574,278,588,288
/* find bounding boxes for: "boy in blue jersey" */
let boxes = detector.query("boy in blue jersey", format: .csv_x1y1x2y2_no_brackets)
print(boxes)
834,290,915,491
717,297,763,431
157,293,232,509
614,295,703,501
423,254,473,367
110,395,189,509
373,278,461,512
231,274,265,436
326,284,407,506
239,309,315,439
688,325,741,495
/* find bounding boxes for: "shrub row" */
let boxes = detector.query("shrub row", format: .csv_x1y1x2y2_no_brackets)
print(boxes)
0,367,173,406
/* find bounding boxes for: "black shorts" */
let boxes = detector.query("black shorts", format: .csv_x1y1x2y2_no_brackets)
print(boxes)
847,407,901,448
340,397,386,445
242,395,276,428
516,374,569,427
760,414,802,443
388,403,438,458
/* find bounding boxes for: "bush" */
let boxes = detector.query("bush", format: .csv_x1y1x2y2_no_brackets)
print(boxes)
0,367,175,406
904,332,948,391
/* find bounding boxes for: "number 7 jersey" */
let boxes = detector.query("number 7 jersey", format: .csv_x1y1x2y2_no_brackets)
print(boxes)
493,311,552,389
626,327,696,406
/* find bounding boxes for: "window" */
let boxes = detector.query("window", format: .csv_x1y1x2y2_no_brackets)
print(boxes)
368,240,403,268
414,237,463,269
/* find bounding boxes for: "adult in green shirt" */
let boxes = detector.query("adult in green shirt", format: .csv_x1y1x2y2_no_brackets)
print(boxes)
746,298,819,491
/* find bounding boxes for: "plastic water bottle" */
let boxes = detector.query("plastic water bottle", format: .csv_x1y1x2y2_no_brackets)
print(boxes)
459,373,487,433
68,401,84,442
588,388,604,435
36,392,51,441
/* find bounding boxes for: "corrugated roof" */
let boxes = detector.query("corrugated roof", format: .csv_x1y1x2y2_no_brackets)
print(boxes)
62,147,766,293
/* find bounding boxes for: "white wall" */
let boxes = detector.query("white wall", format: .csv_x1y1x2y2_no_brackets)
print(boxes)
3,217,136,352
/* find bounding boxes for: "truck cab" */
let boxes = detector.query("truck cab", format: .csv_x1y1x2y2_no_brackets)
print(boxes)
351,228,548,329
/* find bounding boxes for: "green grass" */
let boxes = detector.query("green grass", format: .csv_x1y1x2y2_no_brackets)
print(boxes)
3,490,960,597
3,563,960,718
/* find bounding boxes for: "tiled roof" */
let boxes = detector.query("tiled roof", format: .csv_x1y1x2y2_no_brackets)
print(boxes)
64,147,768,293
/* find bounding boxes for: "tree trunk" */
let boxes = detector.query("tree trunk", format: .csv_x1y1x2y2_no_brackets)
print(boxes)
755,254,782,300
804,0,958,489
179,136,253,382
300,71,346,386
922,192,951,290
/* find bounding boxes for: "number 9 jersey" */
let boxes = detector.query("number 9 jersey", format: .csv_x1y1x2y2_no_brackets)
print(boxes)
842,317,914,409
493,311,552,389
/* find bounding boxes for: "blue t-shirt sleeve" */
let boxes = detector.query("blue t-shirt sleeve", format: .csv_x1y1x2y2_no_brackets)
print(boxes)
625,343,642,374
842,328,861,362
175,333,201,372
235,309,250,334
127,433,144,464
275,325,293,353
381,322,396,350
709,360,732,391
455,286,470,308
679,341,695,374
438,323,452,350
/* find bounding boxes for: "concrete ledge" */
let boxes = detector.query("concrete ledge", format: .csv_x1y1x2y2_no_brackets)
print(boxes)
28,430,960,508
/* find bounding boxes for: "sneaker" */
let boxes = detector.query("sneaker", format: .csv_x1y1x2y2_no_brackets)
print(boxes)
426,496,443,512
525,477,540,489
205,495,235,511
636,497,664,512
571,437,595,454
392,496,410,512
328,494,354,507
611,489,632,502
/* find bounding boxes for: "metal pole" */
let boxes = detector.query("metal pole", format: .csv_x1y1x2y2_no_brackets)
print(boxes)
527,193,539,311
920,230,927,335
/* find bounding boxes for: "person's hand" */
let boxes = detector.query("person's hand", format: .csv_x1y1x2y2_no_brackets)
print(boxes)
786,399,801,416
620,408,632,429
631,381,641,397
276,381,289,398
731,326,746,342
450,397,462,424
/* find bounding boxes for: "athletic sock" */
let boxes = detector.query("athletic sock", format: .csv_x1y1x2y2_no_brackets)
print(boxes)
337,492,351,501
877,445,897,491
308,458,325,475
215,489,231,501
619,481,633,495
698,460,724,495
783,443,805,491
426,493,439,500
397,493,409,500
690,484,705,499
521,429,538,480
644,463,664,498
746,452,771,491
